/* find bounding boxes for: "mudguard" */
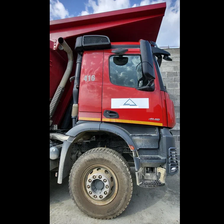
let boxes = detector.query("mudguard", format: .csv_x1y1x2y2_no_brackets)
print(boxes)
66,122,137,150
57,122,137,184
100,123,137,151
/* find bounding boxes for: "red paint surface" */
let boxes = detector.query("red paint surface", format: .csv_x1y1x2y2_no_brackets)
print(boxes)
78,51,104,113
164,92,176,128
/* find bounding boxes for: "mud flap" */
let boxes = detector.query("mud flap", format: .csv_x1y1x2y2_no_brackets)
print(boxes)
157,167,166,184
57,138,74,184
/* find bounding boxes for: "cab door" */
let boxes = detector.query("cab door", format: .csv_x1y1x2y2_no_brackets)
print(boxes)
102,49,164,127
78,51,104,122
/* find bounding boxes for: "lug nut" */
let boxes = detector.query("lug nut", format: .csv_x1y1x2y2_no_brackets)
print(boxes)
88,179,92,182
87,185,90,188
93,175,96,179
98,175,102,179
99,195,103,199
93,195,97,198
103,179,107,182
89,191,92,194
105,185,109,189
104,191,107,195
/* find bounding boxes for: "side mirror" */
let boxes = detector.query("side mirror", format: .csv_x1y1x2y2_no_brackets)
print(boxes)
140,39,155,81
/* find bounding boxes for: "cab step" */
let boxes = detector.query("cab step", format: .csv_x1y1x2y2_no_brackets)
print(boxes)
138,179,165,188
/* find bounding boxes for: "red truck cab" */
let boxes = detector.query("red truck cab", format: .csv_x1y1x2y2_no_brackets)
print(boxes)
78,40,175,128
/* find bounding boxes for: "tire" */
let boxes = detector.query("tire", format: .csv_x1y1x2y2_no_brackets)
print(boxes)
69,147,133,219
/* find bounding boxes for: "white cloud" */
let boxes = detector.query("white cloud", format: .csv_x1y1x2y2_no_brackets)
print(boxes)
132,0,164,7
50,0,70,20
156,0,180,47
80,5,90,16
80,0,130,16
140,0,150,6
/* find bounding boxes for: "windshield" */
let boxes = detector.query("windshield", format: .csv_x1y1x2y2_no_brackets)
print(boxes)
109,55,148,88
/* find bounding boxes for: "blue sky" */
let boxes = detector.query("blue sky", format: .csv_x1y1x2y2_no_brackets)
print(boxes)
50,0,180,47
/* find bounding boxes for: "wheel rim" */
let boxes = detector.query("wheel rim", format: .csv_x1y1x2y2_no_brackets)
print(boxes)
82,165,118,205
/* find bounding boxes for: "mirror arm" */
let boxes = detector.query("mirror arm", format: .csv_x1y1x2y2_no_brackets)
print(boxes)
136,80,155,91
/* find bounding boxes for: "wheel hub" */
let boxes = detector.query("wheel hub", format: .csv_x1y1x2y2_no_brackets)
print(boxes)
85,167,114,201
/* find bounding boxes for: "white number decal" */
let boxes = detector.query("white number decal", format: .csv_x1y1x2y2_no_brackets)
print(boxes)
91,75,95,81
84,75,95,82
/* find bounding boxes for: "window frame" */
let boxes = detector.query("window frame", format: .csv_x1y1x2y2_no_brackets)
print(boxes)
153,55,167,92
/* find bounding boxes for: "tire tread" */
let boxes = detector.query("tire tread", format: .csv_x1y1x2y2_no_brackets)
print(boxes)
69,147,133,219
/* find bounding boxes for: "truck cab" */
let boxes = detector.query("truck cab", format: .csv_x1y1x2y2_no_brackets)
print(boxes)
50,34,178,185
78,39,175,128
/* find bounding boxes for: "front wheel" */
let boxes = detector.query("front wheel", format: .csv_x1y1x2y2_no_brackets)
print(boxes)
69,147,133,219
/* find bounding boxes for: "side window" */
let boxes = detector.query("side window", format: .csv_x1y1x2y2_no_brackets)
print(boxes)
109,55,148,88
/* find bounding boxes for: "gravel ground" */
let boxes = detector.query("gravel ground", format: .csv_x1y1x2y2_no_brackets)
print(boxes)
50,166,180,224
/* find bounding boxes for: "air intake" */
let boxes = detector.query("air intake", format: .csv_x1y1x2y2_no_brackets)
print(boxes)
83,35,109,44
75,35,111,52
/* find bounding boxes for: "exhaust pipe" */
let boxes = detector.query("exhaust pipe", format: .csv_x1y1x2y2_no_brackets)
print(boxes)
50,37,74,120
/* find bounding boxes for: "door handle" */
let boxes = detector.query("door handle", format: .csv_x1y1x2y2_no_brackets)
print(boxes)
103,110,119,118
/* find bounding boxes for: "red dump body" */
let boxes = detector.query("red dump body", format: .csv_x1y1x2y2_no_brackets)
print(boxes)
49,3,175,127
50,3,166,45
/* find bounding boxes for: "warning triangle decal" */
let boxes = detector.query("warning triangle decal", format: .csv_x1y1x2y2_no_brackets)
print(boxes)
123,99,137,106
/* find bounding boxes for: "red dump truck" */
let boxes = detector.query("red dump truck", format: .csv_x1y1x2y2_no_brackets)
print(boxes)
50,2,178,219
